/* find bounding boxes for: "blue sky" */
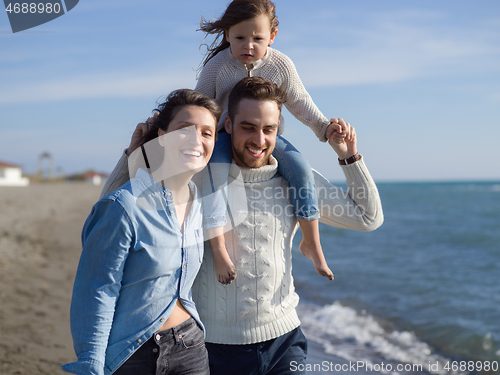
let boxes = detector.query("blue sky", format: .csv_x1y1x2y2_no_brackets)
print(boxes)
1,0,499,182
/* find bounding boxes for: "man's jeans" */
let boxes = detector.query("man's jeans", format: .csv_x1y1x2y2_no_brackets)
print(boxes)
114,317,209,375
206,327,308,375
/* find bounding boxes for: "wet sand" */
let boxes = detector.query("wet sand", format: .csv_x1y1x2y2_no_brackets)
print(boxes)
0,182,102,375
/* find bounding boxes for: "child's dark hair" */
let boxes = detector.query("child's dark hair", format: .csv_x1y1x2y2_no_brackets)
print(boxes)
132,89,222,153
227,77,286,123
199,0,279,67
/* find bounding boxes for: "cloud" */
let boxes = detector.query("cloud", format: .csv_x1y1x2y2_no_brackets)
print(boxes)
289,9,500,87
74,0,154,12
0,70,197,104
491,92,500,103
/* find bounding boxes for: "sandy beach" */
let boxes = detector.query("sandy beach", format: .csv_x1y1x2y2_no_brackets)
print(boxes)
0,182,102,375
0,182,350,375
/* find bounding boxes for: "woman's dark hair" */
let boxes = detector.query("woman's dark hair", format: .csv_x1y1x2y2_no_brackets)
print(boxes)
198,0,278,67
227,77,286,123
132,89,222,153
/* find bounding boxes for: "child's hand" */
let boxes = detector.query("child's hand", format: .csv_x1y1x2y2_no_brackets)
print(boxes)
328,118,357,160
326,118,347,145
215,259,237,285
208,229,237,285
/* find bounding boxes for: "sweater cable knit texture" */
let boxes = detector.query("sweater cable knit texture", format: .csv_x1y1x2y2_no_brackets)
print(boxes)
192,157,301,345
192,156,383,345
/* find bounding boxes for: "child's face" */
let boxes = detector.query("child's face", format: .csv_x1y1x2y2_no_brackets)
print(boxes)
225,14,278,68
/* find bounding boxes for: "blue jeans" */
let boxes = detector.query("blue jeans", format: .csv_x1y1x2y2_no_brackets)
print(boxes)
206,327,308,375
113,317,209,375
202,132,319,228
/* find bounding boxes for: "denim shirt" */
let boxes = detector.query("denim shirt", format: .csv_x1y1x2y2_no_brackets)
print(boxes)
62,169,205,375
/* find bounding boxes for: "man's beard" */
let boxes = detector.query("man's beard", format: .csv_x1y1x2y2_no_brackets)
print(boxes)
231,142,271,169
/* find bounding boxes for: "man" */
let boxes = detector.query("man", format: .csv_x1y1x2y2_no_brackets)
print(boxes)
191,77,383,374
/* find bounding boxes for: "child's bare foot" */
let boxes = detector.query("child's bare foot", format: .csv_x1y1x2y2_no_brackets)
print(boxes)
298,219,334,280
299,241,334,281
213,255,237,285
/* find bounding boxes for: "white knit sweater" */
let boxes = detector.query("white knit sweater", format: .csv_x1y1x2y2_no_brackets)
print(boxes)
195,47,331,142
192,156,383,345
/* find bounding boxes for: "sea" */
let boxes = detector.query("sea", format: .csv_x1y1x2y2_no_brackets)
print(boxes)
292,181,500,375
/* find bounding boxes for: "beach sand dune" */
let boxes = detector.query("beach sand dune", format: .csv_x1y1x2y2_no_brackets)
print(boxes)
0,183,101,375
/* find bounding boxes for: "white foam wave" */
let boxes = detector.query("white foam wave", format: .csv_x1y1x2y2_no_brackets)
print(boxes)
455,183,500,193
298,302,468,375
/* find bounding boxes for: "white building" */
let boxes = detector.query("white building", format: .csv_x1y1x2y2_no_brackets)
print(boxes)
0,161,30,187
84,171,109,186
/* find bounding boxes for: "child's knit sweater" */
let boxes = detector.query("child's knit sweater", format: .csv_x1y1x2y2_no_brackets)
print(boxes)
195,47,330,142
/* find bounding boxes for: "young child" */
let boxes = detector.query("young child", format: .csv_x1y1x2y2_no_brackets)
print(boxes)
196,0,343,284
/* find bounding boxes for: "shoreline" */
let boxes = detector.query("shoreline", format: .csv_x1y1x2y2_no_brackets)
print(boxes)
2,182,493,375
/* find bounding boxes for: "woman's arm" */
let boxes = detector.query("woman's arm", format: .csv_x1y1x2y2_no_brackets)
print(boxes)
63,199,134,375
100,152,130,199
100,120,152,200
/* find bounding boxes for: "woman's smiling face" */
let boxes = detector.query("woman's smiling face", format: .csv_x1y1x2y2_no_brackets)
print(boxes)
158,105,217,177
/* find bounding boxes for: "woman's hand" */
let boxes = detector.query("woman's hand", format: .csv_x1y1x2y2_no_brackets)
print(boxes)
126,113,158,156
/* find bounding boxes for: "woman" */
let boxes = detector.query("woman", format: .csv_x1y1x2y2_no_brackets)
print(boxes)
62,89,222,375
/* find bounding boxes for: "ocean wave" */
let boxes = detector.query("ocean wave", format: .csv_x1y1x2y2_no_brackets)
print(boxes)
298,302,468,375
453,184,500,193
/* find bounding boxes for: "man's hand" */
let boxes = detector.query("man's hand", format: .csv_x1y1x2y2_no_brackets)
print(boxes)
126,113,158,156
325,118,346,144
327,118,357,160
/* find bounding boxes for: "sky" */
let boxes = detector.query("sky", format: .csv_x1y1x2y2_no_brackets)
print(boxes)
1,0,499,182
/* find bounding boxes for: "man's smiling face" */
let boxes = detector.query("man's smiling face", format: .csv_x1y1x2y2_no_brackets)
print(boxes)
225,98,280,169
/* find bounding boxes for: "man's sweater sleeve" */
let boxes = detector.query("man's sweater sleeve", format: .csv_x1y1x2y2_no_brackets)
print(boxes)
314,158,383,231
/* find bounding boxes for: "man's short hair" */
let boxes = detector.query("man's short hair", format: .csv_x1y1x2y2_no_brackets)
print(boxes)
227,77,287,123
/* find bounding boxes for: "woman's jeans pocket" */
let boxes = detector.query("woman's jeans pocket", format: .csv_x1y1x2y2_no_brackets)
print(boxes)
115,317,209,375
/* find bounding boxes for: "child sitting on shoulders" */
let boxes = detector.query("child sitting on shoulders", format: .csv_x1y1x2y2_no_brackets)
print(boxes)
196,0,346,284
